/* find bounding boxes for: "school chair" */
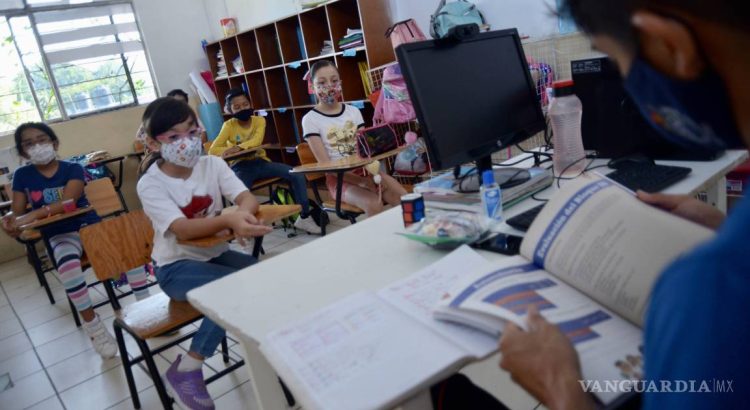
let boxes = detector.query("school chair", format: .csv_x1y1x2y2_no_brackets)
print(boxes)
296,142,364,234
79,210,244,410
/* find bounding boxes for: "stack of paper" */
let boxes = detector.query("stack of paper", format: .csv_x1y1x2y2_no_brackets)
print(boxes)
339,28,363,50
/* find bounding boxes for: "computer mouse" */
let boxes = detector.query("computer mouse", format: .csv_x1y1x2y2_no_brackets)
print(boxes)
608,154,655,169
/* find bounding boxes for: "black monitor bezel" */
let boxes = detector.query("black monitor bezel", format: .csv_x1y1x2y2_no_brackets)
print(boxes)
396,29,546,171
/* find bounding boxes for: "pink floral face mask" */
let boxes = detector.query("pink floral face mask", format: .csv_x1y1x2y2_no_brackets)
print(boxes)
314,82,342,105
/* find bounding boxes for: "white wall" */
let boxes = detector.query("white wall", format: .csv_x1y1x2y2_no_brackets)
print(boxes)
132,0,212,95
204,0,300,41
390,0,560,39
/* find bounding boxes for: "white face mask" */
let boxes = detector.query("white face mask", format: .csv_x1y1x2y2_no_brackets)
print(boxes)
27,143,56,165
160,136,202,168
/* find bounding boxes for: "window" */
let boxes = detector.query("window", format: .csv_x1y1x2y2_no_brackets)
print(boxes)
0,0,156,133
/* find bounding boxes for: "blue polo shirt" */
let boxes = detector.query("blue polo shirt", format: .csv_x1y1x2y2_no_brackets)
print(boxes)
643,190,750,408
12,161,100,237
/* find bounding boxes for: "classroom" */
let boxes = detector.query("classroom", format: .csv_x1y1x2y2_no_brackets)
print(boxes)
0,0,747,409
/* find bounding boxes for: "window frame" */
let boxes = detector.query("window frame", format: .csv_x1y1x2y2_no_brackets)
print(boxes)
0,0,157,125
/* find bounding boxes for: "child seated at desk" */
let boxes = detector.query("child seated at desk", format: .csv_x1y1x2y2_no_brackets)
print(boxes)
0,122,151,359
208,88,321,234
302,60,407,216
137,97,272,409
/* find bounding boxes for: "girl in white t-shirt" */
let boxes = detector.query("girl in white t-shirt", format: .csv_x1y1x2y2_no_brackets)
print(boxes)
137,97,272,409
302,61,407,216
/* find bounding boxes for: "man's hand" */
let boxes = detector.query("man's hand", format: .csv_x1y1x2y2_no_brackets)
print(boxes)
637,190,725,230
222,146,243,158
499,306,594,410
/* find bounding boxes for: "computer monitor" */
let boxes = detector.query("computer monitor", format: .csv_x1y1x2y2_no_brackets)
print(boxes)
396,29,546,173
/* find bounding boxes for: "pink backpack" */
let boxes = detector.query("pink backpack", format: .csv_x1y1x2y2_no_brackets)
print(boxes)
373,64,416,124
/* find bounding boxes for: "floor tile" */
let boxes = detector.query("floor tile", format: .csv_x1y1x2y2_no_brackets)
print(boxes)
10,287,68,315
0,371,56,410
206,361,250,400
59,364,153,410
0,304,16,323
214,380,260,410
262,240,303,259
27,312,79,347
17,302,72,329
0,315,24,341
46,347,121,392
0,332,33,363
25,395,65,410
36,329,92,367
106,385,166,410
0,290,8,308
0,348,43,382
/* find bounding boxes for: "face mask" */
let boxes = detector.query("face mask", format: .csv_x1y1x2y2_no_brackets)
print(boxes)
160,135,202,168
233,109,253,122
315,83,342,105
624,57,743,151
27,143,56,165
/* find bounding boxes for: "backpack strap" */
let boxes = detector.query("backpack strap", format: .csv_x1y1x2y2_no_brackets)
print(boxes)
430,0,448,38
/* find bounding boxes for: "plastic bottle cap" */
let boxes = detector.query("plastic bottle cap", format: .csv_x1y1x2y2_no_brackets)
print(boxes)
552,80,575,97
482,170,495,186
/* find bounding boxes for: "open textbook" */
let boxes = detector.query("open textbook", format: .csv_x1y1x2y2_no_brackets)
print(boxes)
261,174,714,409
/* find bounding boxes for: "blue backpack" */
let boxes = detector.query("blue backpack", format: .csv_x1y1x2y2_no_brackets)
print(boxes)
430,0,486,39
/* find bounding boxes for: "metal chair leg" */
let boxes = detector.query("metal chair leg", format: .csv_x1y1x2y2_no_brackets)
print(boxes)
220,337,230,364
26,242,55,304
103,279,121,311
114,323,141,409
137,337,173,409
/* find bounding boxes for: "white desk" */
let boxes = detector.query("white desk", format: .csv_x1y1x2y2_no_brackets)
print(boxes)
188,149,747,410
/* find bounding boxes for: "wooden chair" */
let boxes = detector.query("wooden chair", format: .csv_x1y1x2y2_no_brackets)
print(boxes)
85,178,126,218
296,142,364,234
79,210,243,409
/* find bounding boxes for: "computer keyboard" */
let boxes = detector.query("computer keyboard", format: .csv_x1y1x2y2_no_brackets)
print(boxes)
506,163,692,232
605,162,692,193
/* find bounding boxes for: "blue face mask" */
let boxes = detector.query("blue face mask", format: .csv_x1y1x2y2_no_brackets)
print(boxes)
624,58,743,151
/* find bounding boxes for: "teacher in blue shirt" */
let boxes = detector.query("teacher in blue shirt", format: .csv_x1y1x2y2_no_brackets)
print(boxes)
498,0,750,409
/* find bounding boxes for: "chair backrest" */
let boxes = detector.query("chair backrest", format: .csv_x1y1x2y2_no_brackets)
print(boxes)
296,142,324,181
84,178,124,217
79,209,154,281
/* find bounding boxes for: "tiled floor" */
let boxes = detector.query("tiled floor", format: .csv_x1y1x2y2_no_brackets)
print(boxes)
0,216,353,410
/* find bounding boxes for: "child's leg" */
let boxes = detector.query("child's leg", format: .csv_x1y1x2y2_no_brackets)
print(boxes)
48,232,94,321
49,232,117,358
380,173,408,206
341,185,384,216
125,265,151,301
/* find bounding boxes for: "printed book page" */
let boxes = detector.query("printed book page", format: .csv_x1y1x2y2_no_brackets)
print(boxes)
262,291,468,410
519,175,714,325
437,257,644,405
377,246,499,359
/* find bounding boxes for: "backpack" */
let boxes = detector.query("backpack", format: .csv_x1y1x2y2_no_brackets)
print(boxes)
394,137,430,175
373,64,416,124
430,0,486,40
271,186,299,230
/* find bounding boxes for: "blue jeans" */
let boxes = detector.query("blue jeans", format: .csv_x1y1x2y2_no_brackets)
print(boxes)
232,159,310,216
155,250,257,357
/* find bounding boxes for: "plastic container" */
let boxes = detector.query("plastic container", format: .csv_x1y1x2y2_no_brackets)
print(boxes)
550,80,586,177
480,170,503,223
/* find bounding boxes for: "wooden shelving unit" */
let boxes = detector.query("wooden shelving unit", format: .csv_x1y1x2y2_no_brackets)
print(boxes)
205,0,395,166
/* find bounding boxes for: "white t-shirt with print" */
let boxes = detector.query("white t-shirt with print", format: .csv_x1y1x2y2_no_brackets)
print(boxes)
301,104,366,161
137,155,248,266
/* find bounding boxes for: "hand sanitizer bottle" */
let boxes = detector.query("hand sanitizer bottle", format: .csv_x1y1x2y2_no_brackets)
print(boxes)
480,170,503,223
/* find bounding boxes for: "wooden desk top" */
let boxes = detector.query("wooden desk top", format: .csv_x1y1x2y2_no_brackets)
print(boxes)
178,204,301,248
221,144,274,161
290,146,407,174
19,207,94,230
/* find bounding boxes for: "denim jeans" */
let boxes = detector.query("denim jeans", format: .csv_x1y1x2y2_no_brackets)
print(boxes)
155,250,257,357
232,159,310,216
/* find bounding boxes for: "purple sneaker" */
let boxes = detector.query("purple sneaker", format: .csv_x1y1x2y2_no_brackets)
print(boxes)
164,355,215,410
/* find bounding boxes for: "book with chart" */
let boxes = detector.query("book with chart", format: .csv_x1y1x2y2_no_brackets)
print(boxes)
416,167,553,212
434,174,715,404
260,174,713,409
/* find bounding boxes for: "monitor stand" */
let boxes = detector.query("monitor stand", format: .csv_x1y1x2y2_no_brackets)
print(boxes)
451,156,532,193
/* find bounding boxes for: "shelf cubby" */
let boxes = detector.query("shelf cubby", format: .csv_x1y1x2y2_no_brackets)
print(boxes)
205,42,223,80
213,79,231,109
282,147,301,167
228,76,247,94
300,5,332,59
336,50,368,101
220,38,242,76
265,148,284,164
327,0,361,53
262,113,279,146
293,109,307,140
237,30,262,72
360,101,374,127
286,63,310,107
273,110,299,148
256,24,283,68
246,72,270,110
276,16,306,63
265,68,291,108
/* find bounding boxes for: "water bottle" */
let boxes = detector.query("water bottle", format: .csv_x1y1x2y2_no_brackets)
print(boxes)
480,170,503,224
549,80,586,177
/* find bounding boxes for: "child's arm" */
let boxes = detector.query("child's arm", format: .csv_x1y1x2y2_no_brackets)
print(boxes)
208,123,232,156
234,191,260,216
237,117,266,150
13,178,85,225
